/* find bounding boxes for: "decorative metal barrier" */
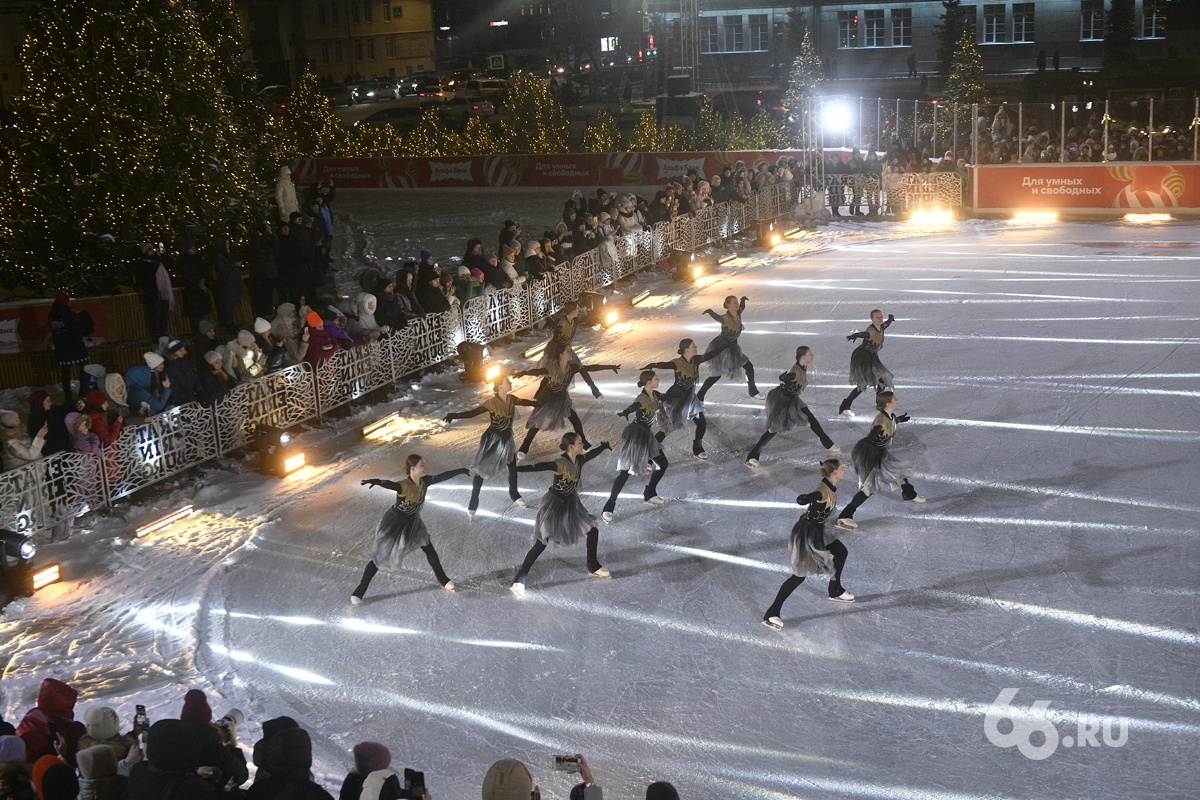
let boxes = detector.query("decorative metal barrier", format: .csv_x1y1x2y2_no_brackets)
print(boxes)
0,183,796,538
823,173,964,212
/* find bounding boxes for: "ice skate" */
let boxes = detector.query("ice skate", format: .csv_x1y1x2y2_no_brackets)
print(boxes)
905,494,926,503
826,444,842,454
513,496,526,508
467,509,476,521
835,517,858,530
644,496,665,506
693,450,709,461
602,511,614,523
589,566,611,578
350,595,363,606
750,391,766,400
839,407,855,418
509,582,526,595
745,457,760,468
828,590,856,602
442,581,456,591
762,616,784,630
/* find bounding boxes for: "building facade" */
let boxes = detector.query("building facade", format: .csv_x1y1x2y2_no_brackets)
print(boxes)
301,0,436,84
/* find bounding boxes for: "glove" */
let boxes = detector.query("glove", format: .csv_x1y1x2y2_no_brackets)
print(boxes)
617,409,631,418
442,414,455,423
361,479,378,488
845,333,857,342
599,441,611,451
704,309,715,317
592,387,603,399
895,413,910,423
886,314,895,323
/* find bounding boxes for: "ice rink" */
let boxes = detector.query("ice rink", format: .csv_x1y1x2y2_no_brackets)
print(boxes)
4,215,1198,800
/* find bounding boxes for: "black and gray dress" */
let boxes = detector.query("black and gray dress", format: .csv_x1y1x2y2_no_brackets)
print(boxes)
446,394,539,512
518,445,611,546
515,361,619,454
847,318,894,391
697,298,760,399
538,314,602,396
615,390,665,472
747,363,836,462
763,478,852,622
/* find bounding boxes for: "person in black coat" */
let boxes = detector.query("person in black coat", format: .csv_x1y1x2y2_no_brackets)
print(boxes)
245,727,333,800
47,293,93,402
373,277,405,332
27,389,72,456
460,238,488,274
248,223,279,319
200,351,239,403
128,720,220,800
413,264,449,314
163,340,205,406
275,221,307,307
479,251,512,291
211,236,243,328
175,241,212,335
137,243,175,339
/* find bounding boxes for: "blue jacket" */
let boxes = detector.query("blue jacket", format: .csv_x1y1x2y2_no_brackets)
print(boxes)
126,365,172,415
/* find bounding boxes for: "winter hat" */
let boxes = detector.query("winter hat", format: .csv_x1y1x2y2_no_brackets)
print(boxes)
420,250,434,262
0,410,21,430
143,352,164,369
204,351,222,366
145,719,201,772
65,412,86,434
179,689,212,725
167,339,186,354
85,390,108,411
306,311,323,328
352,741,391,775
40,762,79,800
481,758,533,800
28,390,49,412
236,330,255,348
0,734,26,762
260,716,299,744
598,212,610,222
53,293,69,305
76,745,118,780
503,220,517,228
645,782,680,800
277,302,297,317
83,364,107,379
83,706,121,740
253,317,272,334
138,242,154,255
196,320,215,336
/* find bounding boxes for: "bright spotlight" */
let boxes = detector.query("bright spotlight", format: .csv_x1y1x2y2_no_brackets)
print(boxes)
1011,210,1059,222
134,506,195,538
821,100,853,133
1124,213,1170,224
769,233,783,246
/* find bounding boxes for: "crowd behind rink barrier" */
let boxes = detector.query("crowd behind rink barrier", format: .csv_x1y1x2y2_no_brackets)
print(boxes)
0,182,799,540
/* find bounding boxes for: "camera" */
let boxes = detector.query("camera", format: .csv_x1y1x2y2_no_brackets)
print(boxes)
213,708,244,743
553,755,579,771
397,768,425,800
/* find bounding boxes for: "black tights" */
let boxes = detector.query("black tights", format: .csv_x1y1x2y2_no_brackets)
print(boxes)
513,527,601,584
520,410,588,453
603,433,668,512
696,360,758,401
692,411,707,454
352,547,450,598
468,463,521,512
764,539,849,618
838,480,918,520
748,408,835,459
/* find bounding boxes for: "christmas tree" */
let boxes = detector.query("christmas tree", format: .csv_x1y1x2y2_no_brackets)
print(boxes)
501,72,571,153
783,29,823,110
271,65,351,160
460,116,508,155
1103,0,1137,65
944,30,989,107
934,0,969,79
692,96,730,151
402,108,465,157
746,109,791,150
0,0,268,292
582,110,624,153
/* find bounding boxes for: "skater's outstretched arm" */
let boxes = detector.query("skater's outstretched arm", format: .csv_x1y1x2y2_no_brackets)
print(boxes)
426,467,470,485
516,460,558,473
738,296,748,313
702,308,723,323
443,405,488,422
641,360,675,371
580,441,613,463
511,368,549,379
796,490,823,505
693,341,729,364
894,412,910,423
579,363,620,374
616,400,640,418
881,313,895,329
362,478,405,492
513,397,540,408
846,329,867,342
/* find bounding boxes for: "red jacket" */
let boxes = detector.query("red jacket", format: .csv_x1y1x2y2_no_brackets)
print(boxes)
16,679,87,761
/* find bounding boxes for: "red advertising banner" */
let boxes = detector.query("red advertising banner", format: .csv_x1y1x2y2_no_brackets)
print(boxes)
971,163,1200,212
290,151,809,190
0,300,110,355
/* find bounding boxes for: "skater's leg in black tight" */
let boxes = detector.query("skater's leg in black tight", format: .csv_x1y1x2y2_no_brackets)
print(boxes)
696,376,720,402
743,360,759,396
839,386,863,413
578,368,602,398
604,471,630,513
514,541,547,584
801,408,836,449
519,426,538,454
826,539,849,597
692,412,707,454
901,480,919,501
352,560,380,599
747,431,775,461
507,461,521,502
645,452,668,499
764,574,805,619
585,527,603,573
839,490,870,520
468,475,484,512
567,410,590,448
421,544,451,586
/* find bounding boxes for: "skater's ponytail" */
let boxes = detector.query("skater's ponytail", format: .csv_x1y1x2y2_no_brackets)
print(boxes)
403,454,423,475
819,459,841,477
638,370,655,388
875,391,895,411
677,338,694,355
559,432,580,452
795,345,811,362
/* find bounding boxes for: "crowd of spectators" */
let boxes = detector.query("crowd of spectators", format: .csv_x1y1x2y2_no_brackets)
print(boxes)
0,678,682,800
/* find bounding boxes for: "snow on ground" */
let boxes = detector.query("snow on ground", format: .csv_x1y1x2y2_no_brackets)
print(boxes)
3,210,1199,800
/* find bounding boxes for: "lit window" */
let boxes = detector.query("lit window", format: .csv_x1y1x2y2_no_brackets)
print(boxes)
1141,0,1165,37
838,10,859,48
1013,3,1034,42
891,8,912,46
1080,0,1104,39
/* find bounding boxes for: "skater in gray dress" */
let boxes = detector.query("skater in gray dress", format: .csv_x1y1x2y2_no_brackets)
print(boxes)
601,370,669,523
641,337,728,460
746,346,840,467
537,301,604,398
839,309,896,416
835,390,925,531
351,454,469,604
513,347,619,457
762,459,855,630
696,295,764,401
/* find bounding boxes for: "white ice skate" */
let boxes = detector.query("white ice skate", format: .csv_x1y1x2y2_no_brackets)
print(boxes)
509,582,526,595
762,616,784,630
693,451,709,461
467,510,476,521
835,517,858,530
602,511,614,523
839,409,855,418
826,444,842,454
905,494,927,503
513,496,526,507
644,496,665,506
442,581,456,591
516,451,527,462
828,590,856,602
750,392,766,400
350,595,363,606
589,566,612,578
745,458,761,468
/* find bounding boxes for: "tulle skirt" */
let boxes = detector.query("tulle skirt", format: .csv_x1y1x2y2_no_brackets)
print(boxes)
470,427,516,480
851,438,913,496
849,348,893,390
370,508,430,571
764,387,808,434
704,336,746,379
662,385,703,429
527,390,573,431
615,423,662,472
534,491,597,546
788,517,837,578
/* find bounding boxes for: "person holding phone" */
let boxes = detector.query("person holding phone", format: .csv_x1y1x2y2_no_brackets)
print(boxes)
14,678,87,761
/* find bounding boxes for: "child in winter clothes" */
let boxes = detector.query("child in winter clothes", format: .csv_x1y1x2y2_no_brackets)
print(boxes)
338,742,398,800
66,413,102,456
0,737,35,800
77,708,135,762
0,410,46,472
16,679,87,763
76,746,127,800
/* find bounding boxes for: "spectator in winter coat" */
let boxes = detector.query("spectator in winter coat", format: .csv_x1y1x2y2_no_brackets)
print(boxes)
440,276,459,313
26,391,71,457
66,413,101,456
200,352,239,403
414,266,449,315
571,219,595,255
176,241,212,336
372,279,405,332
522,241,548,279
0,410,46,472
127,720,218,800
178,690,247,792
461,238,488,275
336,298,372,344
16,679,87,763
354,294,384,338
395,272,424,319
498,243,525,286
0,738,35,800
77,745,126,800
225,330,266,381
163,340,204,406
191,321,219,372
248,224,279,320
103,374,139,424
303,313,339,366
137,244,174,339
77,708,135,762
245,728,332,800
126,356,171,417
479,252,512,292
338,742,397,800
85,393,123,447
271,303,301,341
481,759,534,800
47,293,93,403
32,756,77,800
211,236,243,328
498,221,522,255
275,222,307,307
320,309,354,350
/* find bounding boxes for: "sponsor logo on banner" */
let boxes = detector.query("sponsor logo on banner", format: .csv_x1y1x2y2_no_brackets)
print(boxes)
429,161,475,182
1108,164,1185,208
654,156,708,181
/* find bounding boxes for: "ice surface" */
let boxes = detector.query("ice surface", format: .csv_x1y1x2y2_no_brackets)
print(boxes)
3,207,1198,800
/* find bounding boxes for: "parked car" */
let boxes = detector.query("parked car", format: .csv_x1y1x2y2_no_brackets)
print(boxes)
354,106,425,129
441,98,495,119
323,83,358,107
259,85,291,116
460,79,508,102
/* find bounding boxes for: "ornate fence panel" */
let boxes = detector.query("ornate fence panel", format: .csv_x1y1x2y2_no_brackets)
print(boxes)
0,451,104,535
387,310,462,377
214,363,318,453
824,173,963,212
104,403,219,500
314,340,394,414
462,286,529,344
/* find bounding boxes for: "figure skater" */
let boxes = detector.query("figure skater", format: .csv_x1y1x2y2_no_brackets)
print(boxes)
746,346,840,467
839,309,895,416
444,374,540,520
762,458,856,630
641,337,728,460
696,295,764,402
352,455,469,604
835,390,925,530
601,370,669,523
513,348,619,458
537,301,603,398
510,433,613,593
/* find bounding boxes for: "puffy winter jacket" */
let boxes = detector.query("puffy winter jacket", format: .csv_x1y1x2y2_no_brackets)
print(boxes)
15,679,87,761
125,366,171,416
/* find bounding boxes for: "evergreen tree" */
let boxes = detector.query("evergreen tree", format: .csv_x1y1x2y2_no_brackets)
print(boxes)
785,6,809,56
783,29,823,110
402,108,464,156
460,116,508,155
271,65,351,160
582,110,623,153
746,109,791,150
629,110,670,152
944,31,989,106
933,0,969,79
693,96,731,151
1,0,268,292
1103,0,1137,64
501,72,571,153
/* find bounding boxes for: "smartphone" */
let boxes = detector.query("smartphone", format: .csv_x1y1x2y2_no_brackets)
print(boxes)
403,768,425,795
134,704,149,730
48,721,59,743
553,755,579,772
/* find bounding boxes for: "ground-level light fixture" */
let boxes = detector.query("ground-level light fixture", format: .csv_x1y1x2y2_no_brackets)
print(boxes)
630,289,651,306
134,505,195,538
1124,213,1170,223
716,253,738,266
522,340,548,361
256,425,303,477
1011,210,1058,222
580,291,607,326
457,341,490,382
0,529,35,560
31,563,61,591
